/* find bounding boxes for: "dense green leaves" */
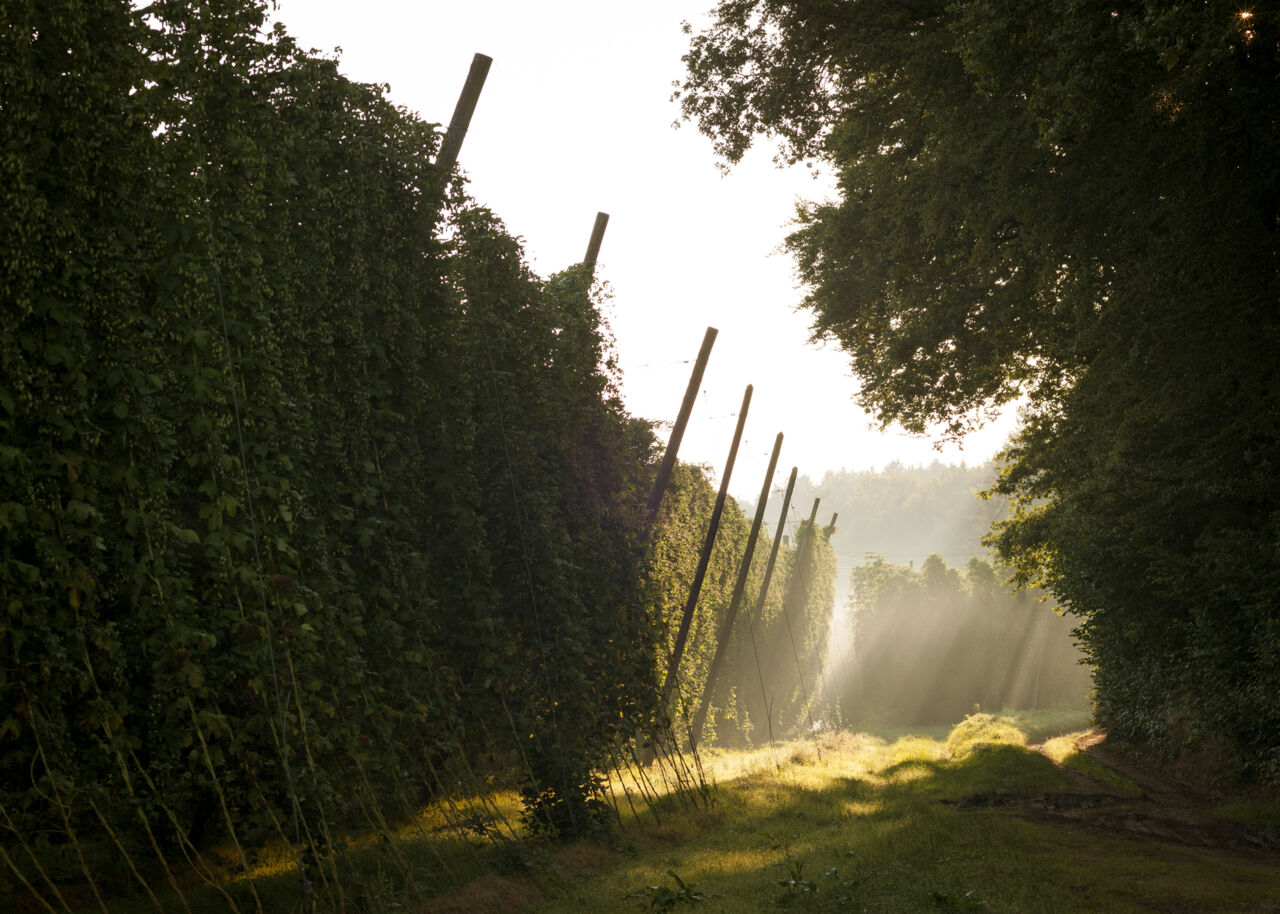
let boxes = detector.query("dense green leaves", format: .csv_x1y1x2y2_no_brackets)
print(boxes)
744,514,837,739
680,0,1280,777
1,1,662,896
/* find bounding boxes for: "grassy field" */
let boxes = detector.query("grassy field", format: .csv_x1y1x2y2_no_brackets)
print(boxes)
431,710,1280,913
65,710,1280,912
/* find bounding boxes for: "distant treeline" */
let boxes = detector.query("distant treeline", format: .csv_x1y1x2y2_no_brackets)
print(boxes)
739,462,1092,732
740,461,1005,578
786,461,1005,571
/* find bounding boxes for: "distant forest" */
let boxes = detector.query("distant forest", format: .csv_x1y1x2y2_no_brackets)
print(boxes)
746,460,1006,575
839,554,1090,727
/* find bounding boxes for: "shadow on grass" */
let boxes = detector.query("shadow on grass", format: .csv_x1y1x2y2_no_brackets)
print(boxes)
540,725,1280,913
84,719,1280,913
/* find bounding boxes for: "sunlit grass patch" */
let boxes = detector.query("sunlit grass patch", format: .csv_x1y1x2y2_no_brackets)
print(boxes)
412,787,525,837
103,716,1276,913
946,711,1028,757
841,798,883,817
876,733,947,771
536,720,1280,912
787,740,820,766
998,706,1093,742
881,760,936,785
1041,731,1143,794
1039,730,1092,764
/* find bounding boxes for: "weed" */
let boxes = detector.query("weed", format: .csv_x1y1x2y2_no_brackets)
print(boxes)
346,857,415,912
628,870,711,908
774,859,817,904
930,888,987,909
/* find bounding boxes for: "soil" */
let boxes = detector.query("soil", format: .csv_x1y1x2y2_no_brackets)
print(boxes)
943,732,1280,863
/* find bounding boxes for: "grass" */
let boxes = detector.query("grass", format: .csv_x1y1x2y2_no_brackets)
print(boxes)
523,713,1279,913
43,710,1280,912
80,787,540,914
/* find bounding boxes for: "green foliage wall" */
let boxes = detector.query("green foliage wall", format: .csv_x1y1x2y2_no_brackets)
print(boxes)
645,464,754,743
844,557,1090,727
1,1,657,895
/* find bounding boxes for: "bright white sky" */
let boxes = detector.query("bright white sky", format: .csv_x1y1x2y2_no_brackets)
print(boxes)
270,0,1019,501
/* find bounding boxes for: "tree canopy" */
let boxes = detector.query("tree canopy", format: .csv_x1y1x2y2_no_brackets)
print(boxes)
679,1,1280,779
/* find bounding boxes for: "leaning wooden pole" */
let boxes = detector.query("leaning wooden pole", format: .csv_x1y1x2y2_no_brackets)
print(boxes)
750,466,799,632
688,432,784,749
643,327,718,534
436,53,493,175
744,465,799,749
584,212,610,271
657,384,753,710
783,498,822,615
775,498,823,733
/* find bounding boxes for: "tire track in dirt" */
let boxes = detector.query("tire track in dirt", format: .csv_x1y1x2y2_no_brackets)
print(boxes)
941,732,1280,864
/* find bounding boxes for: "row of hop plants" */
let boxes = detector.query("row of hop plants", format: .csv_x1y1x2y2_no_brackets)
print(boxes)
646,464,840,749
1,0,724,908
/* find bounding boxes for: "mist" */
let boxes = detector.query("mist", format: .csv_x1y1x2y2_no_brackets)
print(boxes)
834,555,1090,727
742,462,1092,731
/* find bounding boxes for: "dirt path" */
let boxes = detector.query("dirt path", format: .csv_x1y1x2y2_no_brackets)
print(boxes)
946,733,1280,865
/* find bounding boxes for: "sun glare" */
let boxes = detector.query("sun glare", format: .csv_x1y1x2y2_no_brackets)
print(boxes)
1238,9,1256,42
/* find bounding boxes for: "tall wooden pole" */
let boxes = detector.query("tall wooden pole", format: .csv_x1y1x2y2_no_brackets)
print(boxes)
643,327,718,534
657,384,752,709
786,498,821,608
774,498,822,733
750,467,798,632
436,53,493,174
744,465,798,748
584,212,609,270
688,433,784,749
